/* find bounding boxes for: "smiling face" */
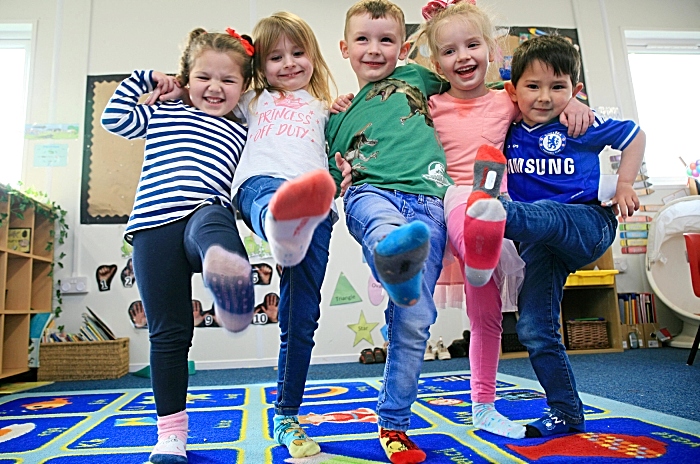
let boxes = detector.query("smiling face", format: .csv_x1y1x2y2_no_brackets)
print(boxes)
340,13,410,88
263,35,313,92
506,59,583,126
433,17,492,100
188,50,245,117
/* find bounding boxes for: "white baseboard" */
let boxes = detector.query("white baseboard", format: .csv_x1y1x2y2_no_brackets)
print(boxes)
129,353,359,372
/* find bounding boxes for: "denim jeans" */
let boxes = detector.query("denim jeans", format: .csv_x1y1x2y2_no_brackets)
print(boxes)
501,198,617,424
132,204,247,416
235,175,333,416
344,183,446,431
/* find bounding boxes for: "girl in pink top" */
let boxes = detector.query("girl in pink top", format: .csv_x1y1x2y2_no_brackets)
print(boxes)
419,0,593,439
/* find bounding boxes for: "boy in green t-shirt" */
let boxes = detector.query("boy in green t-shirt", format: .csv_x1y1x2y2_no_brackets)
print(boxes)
326,1,452,462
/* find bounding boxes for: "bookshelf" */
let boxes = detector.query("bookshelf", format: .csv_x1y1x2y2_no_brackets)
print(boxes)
0,186,55,380
500,248,624,359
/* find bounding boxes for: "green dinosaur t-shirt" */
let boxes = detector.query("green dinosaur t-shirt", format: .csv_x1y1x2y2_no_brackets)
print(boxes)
326,64,453,199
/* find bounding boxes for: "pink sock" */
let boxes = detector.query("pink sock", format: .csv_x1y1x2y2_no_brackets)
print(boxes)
151,410,188,459
463,146,507,287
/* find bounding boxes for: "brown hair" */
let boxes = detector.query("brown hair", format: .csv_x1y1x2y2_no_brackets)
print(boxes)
344,0,406,40
510,35,581,87
177,28,253,89
251,11,336,107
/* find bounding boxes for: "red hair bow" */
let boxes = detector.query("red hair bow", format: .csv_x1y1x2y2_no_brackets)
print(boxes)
226,28,254,56
421,0,476,20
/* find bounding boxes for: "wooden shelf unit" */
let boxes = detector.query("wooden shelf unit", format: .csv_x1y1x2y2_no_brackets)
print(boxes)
0,187,55,380
500,248,624,359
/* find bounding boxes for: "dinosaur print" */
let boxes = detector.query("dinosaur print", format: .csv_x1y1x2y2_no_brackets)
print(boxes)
365,78,433,127
343,122,379,178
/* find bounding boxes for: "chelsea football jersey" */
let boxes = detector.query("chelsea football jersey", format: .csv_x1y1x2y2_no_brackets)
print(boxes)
505,113,639,204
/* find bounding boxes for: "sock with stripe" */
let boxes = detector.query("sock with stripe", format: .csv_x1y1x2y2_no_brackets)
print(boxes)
150,410,188,463
203,246,254,333
265,169,336,267
373,221,430,307
473,402,526,439
463,145,507,287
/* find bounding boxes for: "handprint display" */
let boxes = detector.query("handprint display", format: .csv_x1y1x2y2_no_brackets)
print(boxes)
96,265,118,291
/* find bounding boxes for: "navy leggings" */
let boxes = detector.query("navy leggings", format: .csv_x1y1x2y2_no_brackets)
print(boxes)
131,204,247,416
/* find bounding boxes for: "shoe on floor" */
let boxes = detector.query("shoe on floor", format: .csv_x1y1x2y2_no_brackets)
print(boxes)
436,337,451,360
359,348,375,364
373,347,386,363
424,343,436,361
526,412,586,437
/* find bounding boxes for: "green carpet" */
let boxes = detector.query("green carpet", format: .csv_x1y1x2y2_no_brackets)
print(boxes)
1,371,699,463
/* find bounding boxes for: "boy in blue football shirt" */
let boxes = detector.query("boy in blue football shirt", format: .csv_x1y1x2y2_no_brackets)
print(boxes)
463,34,645,437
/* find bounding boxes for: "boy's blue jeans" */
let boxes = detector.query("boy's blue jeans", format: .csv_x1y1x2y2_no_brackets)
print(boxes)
344,183,446,431
235,175,334,416
501,198,617,425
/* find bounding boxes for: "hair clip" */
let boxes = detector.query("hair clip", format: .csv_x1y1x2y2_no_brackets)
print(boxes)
226,28,254,56
421,0,475,20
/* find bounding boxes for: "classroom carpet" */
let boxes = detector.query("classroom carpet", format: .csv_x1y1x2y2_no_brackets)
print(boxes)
1,371,699,463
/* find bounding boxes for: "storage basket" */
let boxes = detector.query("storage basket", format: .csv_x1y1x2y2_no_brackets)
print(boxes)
501,333,527,353
566,320,610,350
37,338,129,381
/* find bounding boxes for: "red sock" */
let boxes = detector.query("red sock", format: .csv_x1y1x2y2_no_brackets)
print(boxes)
463,145,507,287
379,427,426,464
269,169,336,220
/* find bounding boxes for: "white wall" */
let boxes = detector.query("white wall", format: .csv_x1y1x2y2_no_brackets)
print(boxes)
3,0,698,370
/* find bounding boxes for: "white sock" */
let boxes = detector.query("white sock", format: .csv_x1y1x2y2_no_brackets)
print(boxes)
264,212,325,267
473,402,525,439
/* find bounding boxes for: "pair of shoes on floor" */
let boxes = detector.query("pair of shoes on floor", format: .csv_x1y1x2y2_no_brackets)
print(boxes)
359,347,386,364
425,337,451,361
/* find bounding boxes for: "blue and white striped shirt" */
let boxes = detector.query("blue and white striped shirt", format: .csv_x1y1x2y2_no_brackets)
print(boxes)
101,70,247,240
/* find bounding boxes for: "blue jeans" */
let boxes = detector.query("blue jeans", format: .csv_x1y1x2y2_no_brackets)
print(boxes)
501,199,617,424
132,204,248,416
235,176,334,416
344,184,446,431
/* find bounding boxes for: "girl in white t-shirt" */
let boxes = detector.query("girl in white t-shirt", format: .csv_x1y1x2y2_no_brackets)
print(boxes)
231,11,343,460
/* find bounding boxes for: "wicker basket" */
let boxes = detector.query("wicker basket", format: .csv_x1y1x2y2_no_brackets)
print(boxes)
566,320,610,350
37,338,129,381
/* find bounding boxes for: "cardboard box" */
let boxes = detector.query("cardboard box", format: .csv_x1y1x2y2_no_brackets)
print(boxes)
8,228,31,253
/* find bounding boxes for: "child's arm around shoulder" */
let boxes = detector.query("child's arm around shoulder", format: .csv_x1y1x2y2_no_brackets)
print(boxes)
143,72,181,105
101,70,164,138
409,62,449,97
559,97,594,138
612,128,646,218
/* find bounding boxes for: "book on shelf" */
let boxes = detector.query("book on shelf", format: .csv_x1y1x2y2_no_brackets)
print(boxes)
41,307,117,343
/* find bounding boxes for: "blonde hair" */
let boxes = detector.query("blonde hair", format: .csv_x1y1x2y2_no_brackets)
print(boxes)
251,11,336,107
344,0,406,40
416,2,499,72
177,28,253,88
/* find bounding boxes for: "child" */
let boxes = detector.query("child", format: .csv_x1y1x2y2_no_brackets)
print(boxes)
101,28,256,463
327,1,452,462
419,0,594,439
466,34,645,437
230,11,342,459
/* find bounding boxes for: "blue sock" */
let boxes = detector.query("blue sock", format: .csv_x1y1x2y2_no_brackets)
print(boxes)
526,411,586,438
373,221,430,307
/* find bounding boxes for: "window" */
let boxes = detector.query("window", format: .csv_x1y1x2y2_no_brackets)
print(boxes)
0,23,32,186
626,30,700,185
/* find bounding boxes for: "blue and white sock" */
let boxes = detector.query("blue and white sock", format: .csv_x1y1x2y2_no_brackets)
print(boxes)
373,221,430,307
